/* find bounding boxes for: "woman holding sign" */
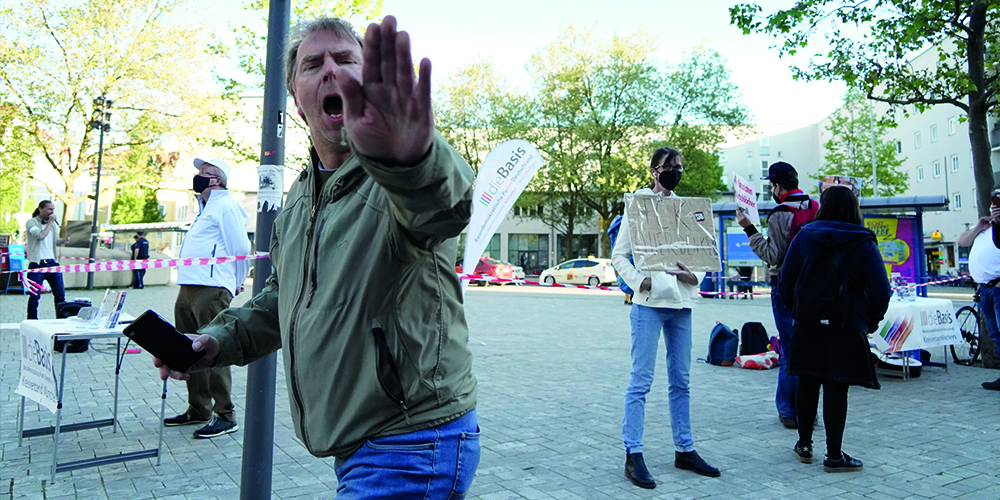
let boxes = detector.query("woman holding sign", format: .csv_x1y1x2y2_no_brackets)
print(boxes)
612,147,720,489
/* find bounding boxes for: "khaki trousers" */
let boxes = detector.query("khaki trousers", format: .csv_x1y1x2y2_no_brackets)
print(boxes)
174,285,235,422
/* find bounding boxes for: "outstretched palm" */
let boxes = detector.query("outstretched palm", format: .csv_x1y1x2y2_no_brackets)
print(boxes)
336,16,433,166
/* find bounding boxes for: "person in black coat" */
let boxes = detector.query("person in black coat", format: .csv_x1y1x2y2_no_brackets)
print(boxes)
777,186,891,473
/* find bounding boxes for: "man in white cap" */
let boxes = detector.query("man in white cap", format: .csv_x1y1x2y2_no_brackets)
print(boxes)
163,158,252,438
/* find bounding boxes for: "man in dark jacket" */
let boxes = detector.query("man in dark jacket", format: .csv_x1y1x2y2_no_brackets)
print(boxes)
130,231,149,289
736,162,817,429
154,15,479,498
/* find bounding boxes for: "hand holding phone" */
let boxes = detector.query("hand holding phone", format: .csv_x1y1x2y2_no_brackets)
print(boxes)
124,310,210,374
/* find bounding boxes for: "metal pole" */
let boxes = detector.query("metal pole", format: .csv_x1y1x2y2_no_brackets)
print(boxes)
86,109,105,290
240,0,288,497
870,100,877,197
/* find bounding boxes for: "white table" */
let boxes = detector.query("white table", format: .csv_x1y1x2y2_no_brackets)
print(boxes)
15,318,167,483
870,297,963,379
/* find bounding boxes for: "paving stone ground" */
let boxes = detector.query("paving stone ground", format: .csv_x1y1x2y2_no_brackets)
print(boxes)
2,283,997,499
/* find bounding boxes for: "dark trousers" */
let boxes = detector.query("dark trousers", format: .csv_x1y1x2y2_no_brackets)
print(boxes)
174,285,235,422
132,268,146,288
27,259,65,320
796,375,849,459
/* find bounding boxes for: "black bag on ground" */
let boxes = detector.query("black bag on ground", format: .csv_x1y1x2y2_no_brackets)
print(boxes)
53,299,92,353
739,322,770,355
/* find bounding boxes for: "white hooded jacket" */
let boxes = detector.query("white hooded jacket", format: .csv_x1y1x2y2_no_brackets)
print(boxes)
611,188,704,309
177,189,251,297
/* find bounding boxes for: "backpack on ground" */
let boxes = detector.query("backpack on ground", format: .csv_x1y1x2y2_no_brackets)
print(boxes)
739,322,770,355
791,236,871,328
705,322,738,366
607,215,634,295
771,199,819,241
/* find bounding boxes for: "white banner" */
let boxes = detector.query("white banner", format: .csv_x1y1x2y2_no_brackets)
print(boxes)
462,140,543,283
16,320,60,413
873,297,962,353
733,172,760,226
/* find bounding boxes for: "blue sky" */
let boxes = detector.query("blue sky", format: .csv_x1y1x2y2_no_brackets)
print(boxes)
378,0,847,126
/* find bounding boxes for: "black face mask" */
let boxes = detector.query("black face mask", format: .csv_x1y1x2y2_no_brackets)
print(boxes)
193,175,212,193
658,170,682,191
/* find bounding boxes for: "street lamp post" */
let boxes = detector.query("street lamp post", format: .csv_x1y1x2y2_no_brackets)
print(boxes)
86,95,112,290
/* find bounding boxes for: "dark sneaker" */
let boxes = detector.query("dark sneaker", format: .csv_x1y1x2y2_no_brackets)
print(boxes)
163,413,210,427
624,453,655,489
793,442,813,463
779,415,798,429
193,416,238,439
675,450,721,478
824,452,863,472
982,378,1000,391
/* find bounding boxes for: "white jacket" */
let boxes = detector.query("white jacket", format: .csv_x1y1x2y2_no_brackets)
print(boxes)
177,189,252,297
611,188,704,309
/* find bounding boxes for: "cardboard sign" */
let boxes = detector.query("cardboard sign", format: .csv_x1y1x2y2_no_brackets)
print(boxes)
624,194,721,272
819,175,862,195
732,172,760,225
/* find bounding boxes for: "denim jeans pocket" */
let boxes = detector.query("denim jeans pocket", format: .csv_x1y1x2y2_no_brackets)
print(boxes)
449,427,481,499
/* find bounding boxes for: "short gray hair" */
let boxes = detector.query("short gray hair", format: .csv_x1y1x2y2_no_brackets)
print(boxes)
285,17,364,99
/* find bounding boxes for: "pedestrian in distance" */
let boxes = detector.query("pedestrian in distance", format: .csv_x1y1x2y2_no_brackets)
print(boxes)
154,15,480,499
131,231,149,289
162,157,252,439
778,185,890,472
736,161,818,430
611,146,720,490
956,189,1000,391
24,200,70,319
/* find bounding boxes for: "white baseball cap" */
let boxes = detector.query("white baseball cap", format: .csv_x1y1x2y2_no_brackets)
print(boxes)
193,158,230,183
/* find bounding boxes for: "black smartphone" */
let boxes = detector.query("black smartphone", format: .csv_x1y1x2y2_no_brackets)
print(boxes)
123,310,205,373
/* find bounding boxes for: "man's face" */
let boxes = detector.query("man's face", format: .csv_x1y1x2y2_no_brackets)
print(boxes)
292,30,363,151
39,203,54,219
198,165,224,188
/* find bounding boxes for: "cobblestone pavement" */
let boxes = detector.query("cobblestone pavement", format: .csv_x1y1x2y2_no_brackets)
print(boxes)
2,283,997,499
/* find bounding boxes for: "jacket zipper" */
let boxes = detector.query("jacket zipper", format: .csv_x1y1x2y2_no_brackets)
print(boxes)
287,199,322,447
371,322,411,424
210,244,217,278
305,219,326,308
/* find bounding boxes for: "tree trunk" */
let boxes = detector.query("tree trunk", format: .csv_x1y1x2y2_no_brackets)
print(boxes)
965,3,995,218
980,312,1000,369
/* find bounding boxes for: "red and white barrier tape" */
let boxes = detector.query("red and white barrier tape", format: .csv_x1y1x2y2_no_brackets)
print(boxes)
890,274,971,291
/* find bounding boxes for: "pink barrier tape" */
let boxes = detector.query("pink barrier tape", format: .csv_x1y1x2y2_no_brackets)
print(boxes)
4,252,270,276
459,274,615,291
699,290,772,297
891,274,971,291
10,252,271,297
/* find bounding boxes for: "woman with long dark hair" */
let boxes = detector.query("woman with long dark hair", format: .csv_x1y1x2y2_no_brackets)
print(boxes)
777,186,890,472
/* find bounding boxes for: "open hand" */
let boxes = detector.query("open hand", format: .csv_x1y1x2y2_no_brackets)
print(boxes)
337,15,433,166
153,334,219,381
665,261,698,286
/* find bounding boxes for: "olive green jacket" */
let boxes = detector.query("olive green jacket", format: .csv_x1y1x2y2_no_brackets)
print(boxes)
200,135,477,458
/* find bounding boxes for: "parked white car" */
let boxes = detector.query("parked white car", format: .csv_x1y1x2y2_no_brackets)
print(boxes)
539,258,616,287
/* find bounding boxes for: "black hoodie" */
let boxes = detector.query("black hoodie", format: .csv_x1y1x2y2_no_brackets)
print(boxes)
778,220,892,334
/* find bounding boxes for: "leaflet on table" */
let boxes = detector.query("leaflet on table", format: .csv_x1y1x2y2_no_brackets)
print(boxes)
105,291,127,329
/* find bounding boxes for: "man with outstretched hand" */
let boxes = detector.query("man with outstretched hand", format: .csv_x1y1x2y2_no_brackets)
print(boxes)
154,16,479,499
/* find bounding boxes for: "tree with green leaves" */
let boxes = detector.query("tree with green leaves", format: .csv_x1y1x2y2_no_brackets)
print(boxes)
0,104,34,236
816,91,909,196
730,0,999,216
0,0,219,230
210,0,382,169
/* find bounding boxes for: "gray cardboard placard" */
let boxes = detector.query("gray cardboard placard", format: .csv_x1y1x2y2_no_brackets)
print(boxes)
624,194,721,273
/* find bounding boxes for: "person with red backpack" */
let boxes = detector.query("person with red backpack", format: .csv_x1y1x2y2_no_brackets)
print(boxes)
736,161,818,430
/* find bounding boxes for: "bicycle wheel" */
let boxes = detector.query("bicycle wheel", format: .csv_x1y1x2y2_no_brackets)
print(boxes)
951,306,980,366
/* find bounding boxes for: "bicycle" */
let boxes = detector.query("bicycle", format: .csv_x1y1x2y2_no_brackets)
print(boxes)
951,289,981,366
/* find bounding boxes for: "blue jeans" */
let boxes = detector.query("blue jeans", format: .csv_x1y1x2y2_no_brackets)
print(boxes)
977,285,1000,358
623,305,694,454
27,259,65,320
772,285,797,419
334,409,480,499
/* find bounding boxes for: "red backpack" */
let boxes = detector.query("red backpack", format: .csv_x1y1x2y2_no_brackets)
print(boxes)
772,199,818,241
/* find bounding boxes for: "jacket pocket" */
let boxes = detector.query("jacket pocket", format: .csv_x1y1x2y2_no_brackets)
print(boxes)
372,323,410,421
648,272,680,302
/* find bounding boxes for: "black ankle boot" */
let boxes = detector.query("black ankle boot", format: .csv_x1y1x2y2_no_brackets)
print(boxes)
625,453,656,489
